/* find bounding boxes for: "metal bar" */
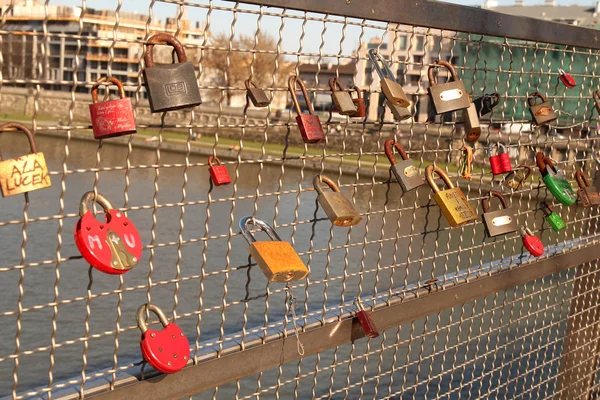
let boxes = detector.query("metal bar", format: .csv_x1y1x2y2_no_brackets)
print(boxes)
231,0,600,50
88,242,600,400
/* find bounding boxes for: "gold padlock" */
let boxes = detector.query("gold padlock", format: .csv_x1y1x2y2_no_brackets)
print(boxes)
367,49,409,108
329,78,356,116
425,165,477,227
313,174,362,227
239,216,309,282
0,122,51,197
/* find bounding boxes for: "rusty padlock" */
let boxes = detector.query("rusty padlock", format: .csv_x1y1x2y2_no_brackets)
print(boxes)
427,60,470,114
426,165,477,227
384,139,424,192
329,78,356,116
239,216,308,282
288,75,324,143
367,49,409,108
245,79,270,107
0,122,51,197
350,86,366,118
481,191,518,237
575,169,600,207
143,33,202,113
137,303,190,374
89,76,136,139
528,92,557,126
74,191,142,275
314,174,362,227
208,156,231,186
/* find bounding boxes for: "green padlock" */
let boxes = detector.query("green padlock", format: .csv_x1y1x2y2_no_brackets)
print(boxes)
541,202,566,232
536,152,576,206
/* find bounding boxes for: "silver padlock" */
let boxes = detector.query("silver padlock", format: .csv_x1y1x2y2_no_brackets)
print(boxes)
384,139,424,192
329,78,356,116
314,174,362,227
367,49,409,108
462,101,481,142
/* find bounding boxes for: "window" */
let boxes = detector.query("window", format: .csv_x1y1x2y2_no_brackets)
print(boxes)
396,67,404,83
413,55,423,64
398,35,407,50
408,75,420,85
364,66,373,86
416,36,425,51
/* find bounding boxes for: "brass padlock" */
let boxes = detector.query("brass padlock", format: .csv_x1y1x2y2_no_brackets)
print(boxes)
329,78,356,116
575,169,600,206
367,49,409,108
245,79,270,107
313,174,362,227
481,191,518,237
384,139,424,192
528,92,557,126
239,216,308,282
386,100,411,121
425,165,477,227
0,122,51,197
462,101,481,142
427,60,470,114
594,90,600,114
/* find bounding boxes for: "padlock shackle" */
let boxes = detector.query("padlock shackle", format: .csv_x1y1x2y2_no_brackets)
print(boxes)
144,33,188,68
136,303,170,334
527,92,547,107
91,76,126,103
288,75,315,116
481,191,508,213
328,77,346,93
351,86,361,99
425,165,454,193
593,90,600,105
239,216,282,244
540,201,554,216
485,93,501,108
313,174,340,195
367,49,395,80
487,143,506,157
79,191,114,217
522,226,535,237
427,60,459,87
207,155,223,168
575,169,591,188
535,152,557,175
0,122,37,154
244,79,259,90
384,139,408,165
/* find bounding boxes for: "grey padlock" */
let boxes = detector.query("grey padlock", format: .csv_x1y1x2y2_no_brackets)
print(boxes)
314,174,362,227
481,191,518,237
384,138,424,192
528,92,557,126
462,102,481,142
386,100,411,121
368,49,409,108
427,60,470,114
245,79,270,107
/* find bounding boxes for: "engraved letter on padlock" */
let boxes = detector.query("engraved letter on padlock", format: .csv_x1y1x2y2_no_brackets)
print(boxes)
0,122,51,197
74,191,142,274
89,76,136,139
314,174,362,227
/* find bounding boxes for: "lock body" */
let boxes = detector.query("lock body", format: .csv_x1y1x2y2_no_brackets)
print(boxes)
381,78,409,108
559,71,576,88
209,164,231,186
248,241,308,282
141,323,190,374
351,98,366,118
89,98,136,139
542,169,576,206
523,233,544,257
296,114,324,143
545,212,566,232
0,152,51,197
433,188,477,227
473,93,500,116
318,191,362,227
579,186,600,206
529,101,557,126
482,208,517,237
391,159,424,192
462,103,481,142
504,167,531,190
144,62,202,113
248,87,270,107
357,309,379,338
387,100,411,121
331,91,356,116
428,80,470,114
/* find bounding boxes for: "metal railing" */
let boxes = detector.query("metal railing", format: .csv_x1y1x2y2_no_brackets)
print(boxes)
1,0,600,399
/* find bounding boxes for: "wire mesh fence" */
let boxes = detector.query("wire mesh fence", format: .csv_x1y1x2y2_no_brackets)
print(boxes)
0,0,600,398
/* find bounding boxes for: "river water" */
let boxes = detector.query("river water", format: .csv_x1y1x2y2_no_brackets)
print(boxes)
0,132,584,398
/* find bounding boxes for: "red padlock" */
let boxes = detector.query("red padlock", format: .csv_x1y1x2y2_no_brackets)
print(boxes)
74,191,142,275
558,69,576,89
350,86,366,118
522,228,544,257
488,144,512,175
137,304,190,374
288,75,324,143
208,156,231,186
89,76,136,139
356,299,379,338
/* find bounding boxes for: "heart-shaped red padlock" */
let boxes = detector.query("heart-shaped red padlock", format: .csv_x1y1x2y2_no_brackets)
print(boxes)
74,192,142,275
137,304,190,374
522,228,544,257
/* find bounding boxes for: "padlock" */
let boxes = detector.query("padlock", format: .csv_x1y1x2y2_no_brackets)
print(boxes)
386,100,411,121
384,138,424,192
425,165,477,227
427,60,470,114
367,49,409,108
504,165,532,190
593,90,600,114
522,228,544,257
74,191,142,275
0,122,51,197
536,152,576,206
488,144,512,175
540,202,566,232
89,76,137,140
350,86,366,118
143,33,202,113
528,92,557,126
575,169,600,207
137,303,190,374
473,93,500,117
356,299,379,338
329,78,356,116
288,75,324,143
239,216,308,282
481,191,518,237
462,101,481,142
245,79,270,107
208,156,231,186
558,69,576,89
314,175,362,227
